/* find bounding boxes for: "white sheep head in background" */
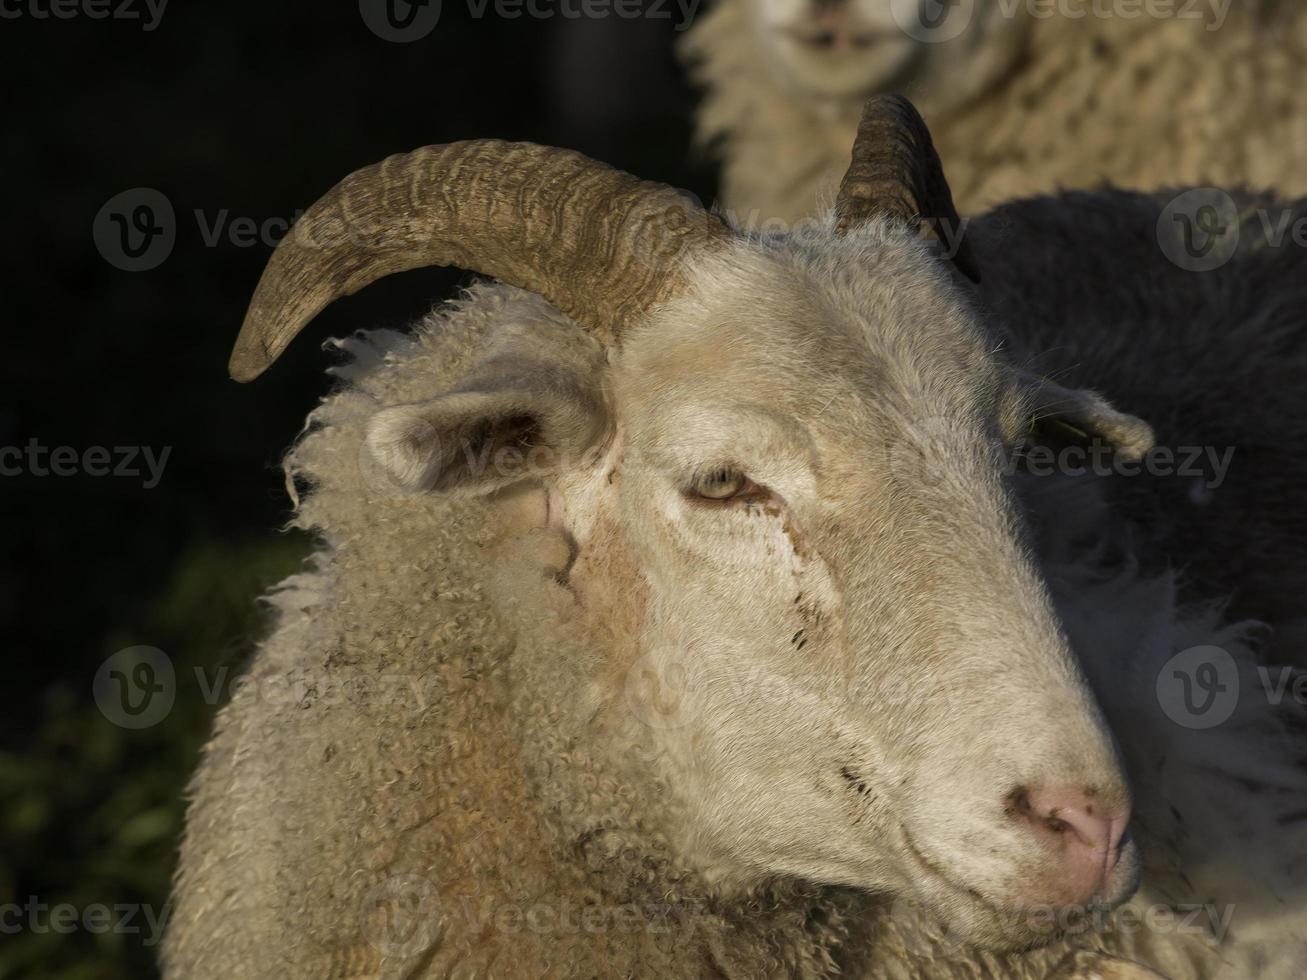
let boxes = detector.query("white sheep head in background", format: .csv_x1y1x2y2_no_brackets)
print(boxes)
228,96,1156,954
684,0,1307,225
738,0,1026,110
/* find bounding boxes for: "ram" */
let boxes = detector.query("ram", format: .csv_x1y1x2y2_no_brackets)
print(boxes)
165,97,1307,978
680,0,1307,222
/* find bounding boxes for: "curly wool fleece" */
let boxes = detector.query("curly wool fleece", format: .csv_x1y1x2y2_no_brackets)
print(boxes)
681,0,1307,223
165,286,1307,979
165,289,880,978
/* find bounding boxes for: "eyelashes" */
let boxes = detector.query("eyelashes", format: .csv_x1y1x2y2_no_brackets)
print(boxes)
685,466,769,505
691,466,749,500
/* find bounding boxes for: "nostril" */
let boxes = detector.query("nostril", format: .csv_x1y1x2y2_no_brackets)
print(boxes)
1008,785,1129,860
1008,787,1034,817
1006,785,1131,906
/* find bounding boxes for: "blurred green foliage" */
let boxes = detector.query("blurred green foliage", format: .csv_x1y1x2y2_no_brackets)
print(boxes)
0,534,309,980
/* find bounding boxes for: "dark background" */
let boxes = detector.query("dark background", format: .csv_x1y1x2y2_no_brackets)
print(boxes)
1,4,716,976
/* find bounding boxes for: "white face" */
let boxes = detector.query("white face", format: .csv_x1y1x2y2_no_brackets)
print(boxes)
365,230,1143,950
747,0,1019,103
750,0,920,98
550,238,1139,947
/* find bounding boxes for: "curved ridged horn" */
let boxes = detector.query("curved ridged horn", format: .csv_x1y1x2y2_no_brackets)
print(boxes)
834,95,979,282
229,141,731,381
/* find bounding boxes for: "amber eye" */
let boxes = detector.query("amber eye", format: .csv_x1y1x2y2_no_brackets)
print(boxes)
691,467,750,501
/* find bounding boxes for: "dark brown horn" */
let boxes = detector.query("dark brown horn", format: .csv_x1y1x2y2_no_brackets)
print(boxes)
229,141,731,381
834,95,979,282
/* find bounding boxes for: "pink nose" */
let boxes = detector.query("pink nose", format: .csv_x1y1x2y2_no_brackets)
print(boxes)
1009,786,1129,906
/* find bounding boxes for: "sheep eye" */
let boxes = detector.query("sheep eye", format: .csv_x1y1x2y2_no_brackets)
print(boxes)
691,467,750,501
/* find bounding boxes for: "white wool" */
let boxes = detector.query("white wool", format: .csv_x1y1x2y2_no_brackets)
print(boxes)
682,0,1307,222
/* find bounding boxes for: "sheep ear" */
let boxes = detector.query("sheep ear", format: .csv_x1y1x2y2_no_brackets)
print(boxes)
1017,371,1154,463
364,355,608,496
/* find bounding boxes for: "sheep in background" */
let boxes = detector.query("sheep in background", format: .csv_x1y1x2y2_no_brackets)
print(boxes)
680,0,1307,222
165,98,1307,978
970,182,1307,649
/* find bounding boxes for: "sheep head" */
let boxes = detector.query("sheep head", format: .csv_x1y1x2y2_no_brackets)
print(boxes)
734,0,1027,107
234,96,1151,951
